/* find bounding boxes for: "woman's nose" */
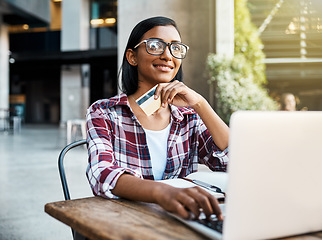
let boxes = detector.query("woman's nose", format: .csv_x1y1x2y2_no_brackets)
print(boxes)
160,45,172,60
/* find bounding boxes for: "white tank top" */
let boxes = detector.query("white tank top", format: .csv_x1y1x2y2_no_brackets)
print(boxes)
144,123,171,180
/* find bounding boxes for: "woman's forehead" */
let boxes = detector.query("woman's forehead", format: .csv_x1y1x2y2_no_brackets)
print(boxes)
142,25,181,42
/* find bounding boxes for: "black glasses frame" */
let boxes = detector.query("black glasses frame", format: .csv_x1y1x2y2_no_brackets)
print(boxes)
134,38,189,59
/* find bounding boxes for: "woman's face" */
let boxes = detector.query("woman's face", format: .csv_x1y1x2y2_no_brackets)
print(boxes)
284,94,296,111
133,25,183,88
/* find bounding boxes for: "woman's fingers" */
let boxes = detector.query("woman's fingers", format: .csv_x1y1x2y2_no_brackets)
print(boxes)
176,189,201,219
156,185,223,220
156,185,196,219
171,200,190,219
154,83,169,107
209,195,224,221
193,187,223,220
174,187,222,220
154,81,191,107
160,81,183,104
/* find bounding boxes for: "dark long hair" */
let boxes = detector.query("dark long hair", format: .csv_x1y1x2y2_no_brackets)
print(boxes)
121,16,183,95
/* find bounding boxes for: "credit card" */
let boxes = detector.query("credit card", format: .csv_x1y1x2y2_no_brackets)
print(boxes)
136,85,161,116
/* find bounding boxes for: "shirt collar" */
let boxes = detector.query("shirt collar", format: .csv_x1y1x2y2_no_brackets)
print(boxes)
107,93,130,108
169,104,195,122
107,93,195,122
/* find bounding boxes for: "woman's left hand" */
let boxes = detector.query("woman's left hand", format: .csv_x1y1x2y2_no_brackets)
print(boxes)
154,80,229,151
154,80,203,109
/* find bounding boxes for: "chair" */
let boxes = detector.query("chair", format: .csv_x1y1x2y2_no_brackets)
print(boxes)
58,139,87,200
58,139,88,240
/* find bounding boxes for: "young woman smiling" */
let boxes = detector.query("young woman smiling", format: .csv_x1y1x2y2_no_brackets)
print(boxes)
86,16,229,221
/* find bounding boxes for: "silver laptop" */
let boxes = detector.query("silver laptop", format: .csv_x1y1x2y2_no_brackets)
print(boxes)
172,111,322,240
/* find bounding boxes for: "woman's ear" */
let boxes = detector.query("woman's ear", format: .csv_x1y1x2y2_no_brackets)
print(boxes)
126,49,138,66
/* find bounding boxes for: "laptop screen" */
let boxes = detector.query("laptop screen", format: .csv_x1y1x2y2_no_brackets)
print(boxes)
224,111,322,240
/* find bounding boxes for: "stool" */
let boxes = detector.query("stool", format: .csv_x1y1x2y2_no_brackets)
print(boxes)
12,116,22,134
66,119,86,144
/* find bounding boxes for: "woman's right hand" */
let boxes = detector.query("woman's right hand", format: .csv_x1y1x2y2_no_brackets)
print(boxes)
153,183,223,221
112,174,223,220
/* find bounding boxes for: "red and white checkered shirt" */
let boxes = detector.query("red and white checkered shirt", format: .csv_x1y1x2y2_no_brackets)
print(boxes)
86,93,229,198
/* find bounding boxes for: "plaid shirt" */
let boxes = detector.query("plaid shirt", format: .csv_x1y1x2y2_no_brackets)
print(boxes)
86,93,229,198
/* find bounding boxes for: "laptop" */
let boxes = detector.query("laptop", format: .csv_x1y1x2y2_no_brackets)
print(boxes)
171,111,322,240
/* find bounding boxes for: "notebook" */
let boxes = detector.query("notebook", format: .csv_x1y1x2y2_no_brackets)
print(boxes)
170,111,322,240
160,171,228,200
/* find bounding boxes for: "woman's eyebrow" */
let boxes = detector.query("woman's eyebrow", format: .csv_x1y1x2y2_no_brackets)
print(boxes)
148,37,163,41
149,37,182,43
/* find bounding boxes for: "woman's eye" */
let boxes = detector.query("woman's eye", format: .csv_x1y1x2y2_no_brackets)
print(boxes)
149,42,162,50
171,44,181,52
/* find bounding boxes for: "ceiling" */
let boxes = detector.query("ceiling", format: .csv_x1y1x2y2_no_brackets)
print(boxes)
0,0,48,26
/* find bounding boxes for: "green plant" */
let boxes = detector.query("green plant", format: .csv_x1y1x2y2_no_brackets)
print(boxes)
235,0,267,85
206,0,278,124
207,54,278,124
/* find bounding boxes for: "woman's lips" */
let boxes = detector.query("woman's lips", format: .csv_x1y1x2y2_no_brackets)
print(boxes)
154,64,174,72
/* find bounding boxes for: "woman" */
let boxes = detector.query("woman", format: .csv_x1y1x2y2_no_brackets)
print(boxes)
280,93,297,111
86,16,229,220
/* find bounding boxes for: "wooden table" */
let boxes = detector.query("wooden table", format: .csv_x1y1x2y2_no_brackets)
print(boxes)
45,196,322,240
45,196,207,240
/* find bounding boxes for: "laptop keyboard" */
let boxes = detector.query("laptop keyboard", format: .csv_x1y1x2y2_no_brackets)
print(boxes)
196,217,224,233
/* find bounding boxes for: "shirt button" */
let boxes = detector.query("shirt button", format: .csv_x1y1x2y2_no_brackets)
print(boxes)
164,175,169,179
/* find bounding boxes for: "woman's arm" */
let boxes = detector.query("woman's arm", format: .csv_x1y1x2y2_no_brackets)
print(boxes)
192,98,229,150
86,105,143,199
111,173,223,220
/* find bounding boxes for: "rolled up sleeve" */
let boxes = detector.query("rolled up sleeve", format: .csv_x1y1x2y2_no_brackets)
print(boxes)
197,119,229,172
86,107,142,199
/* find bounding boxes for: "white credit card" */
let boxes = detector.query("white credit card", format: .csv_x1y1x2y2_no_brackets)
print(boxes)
136,85,161,116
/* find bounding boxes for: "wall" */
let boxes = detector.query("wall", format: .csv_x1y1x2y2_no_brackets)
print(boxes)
61,0,89,51
60,0,90,123
0,15,9,114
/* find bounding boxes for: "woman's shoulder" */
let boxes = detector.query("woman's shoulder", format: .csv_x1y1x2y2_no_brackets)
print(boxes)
89,93,129,112
176,106,196,115
170,106,201,125
171,105,197,118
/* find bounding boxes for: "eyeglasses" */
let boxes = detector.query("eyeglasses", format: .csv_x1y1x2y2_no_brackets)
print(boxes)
134,38,189,59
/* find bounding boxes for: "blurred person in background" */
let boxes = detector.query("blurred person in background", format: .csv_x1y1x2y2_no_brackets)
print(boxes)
280,93,297,111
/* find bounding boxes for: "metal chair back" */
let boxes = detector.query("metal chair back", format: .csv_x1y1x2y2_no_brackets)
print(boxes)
58,139,87,200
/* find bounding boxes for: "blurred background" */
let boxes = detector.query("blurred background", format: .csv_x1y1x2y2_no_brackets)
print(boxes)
0,0,321,127
0,0,321,239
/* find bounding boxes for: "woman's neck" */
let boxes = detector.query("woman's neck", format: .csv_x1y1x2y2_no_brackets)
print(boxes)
128,95,171,131
132,84,157,100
